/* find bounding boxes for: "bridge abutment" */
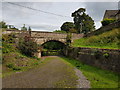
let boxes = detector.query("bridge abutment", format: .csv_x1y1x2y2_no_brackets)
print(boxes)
34,50,41,58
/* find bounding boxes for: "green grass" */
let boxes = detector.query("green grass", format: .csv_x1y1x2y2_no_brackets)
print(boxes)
61,57,119,88
72,28,120,49
2,52,42,77
2,33,42,77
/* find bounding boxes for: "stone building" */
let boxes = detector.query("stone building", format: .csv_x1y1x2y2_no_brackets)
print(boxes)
103,10,120,20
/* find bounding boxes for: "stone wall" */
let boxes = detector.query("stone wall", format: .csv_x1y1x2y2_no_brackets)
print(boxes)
84,21,120,37
3,30,84,45
63,47,120,72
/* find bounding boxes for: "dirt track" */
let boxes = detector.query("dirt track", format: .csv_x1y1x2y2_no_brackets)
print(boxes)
2,56,90,88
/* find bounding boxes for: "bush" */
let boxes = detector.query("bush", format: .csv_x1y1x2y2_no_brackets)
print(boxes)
103,53,109,58
2,34,16,43
12,67,21,71
101,18,116,26
6,63,21,71
6,63,14,68
18,36,38,57
2,34,16,54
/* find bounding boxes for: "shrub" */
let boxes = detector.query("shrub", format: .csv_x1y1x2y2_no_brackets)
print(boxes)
34,62,39,65
2,34,17,54
66,33,72,46
6,63,14,68
103,53,109,58
6,63,21,71
33,56,41,60
12,67,21,71
101,18,116,26
18,35,38,57
2,34,16,43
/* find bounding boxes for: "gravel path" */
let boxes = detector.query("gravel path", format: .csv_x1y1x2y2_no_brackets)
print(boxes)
74,68,90,88
2,56,90,88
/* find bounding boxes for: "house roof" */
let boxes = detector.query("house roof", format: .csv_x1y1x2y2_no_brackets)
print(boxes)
103,10,120,19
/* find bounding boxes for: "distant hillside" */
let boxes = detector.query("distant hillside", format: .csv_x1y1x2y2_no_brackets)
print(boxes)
72,28,120,49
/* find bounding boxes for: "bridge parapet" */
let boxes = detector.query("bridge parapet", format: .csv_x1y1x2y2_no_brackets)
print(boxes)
3,30,84,45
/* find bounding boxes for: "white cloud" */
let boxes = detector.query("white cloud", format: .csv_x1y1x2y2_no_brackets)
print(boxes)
2,0,119,2
0,2,118,31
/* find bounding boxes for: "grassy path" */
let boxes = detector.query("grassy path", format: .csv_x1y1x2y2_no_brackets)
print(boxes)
2,56,90,88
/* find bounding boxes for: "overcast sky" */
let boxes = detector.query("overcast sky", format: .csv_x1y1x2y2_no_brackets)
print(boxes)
0,0,119,31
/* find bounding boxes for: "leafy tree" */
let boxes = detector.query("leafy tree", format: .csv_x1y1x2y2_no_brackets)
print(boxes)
71,8,95,34
8,25,18,30
61,22,76,33
21,24,27,31
69,28,77,33
0,21,8,28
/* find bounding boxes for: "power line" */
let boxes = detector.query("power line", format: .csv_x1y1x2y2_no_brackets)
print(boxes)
6,2,70,18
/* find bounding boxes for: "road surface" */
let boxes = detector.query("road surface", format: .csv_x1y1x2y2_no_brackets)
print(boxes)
2,56,90,88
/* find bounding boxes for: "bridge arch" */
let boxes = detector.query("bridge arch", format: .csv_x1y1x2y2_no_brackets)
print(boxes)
41,40,66,56
41,40,66,46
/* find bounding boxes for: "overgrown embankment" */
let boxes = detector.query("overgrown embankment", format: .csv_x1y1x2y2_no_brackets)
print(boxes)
72,28,120,49
2,32,41,77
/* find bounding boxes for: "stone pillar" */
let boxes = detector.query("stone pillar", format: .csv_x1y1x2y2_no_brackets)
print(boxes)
37,50,41,58
34,50,41,58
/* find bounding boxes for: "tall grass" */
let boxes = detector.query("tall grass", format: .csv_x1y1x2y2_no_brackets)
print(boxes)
72,28,120,49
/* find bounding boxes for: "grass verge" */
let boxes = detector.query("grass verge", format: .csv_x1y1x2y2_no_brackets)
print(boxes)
72,28,120,49
2,52,42,78
61,57,119,88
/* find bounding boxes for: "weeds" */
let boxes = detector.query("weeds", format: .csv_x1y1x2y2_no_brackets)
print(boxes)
6,63,21,71
72,28,120,49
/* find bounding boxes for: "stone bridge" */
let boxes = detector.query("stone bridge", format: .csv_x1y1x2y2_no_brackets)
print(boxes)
3,30,84,58
31,31,84,45
3,30,84,45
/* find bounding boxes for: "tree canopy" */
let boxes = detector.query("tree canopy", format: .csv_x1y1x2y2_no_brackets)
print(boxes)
0,21,8,28
21,24,27,31
60,22,77,33
71,8,95,34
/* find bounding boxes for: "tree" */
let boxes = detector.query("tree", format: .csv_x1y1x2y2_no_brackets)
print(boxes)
21,24,27,31
71,8,95,34
61,22,76,33
8,25,18,30
28,26,32,36
0,21,8,28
